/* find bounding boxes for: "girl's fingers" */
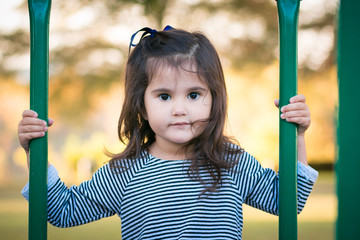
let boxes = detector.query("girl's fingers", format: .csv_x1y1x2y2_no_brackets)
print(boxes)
19,132,46,151
19,116,47,127
18,124,47,149
280,110,310,119
19,124,48,134
48,118,54,126
274,99,280,108
289,94,306,103
281,102,308,113
282,115,311,123
276,95,306,111
18,110,53,152
21,110,52,127
19,132,46,141
286,117,311,128
18,115,49,139
22,109,38,118
277,95,310,134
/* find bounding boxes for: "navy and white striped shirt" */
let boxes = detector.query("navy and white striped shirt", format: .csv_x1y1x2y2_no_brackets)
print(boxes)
22,147,318,239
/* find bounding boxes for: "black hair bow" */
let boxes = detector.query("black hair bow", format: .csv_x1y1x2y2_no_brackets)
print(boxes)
129,25,174,53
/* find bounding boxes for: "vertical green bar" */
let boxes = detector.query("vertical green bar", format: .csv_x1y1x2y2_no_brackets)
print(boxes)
28,0,51,239
336,1,360,239
276,0,299,239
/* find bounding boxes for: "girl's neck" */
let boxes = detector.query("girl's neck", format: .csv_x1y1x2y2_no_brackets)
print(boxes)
149,141,189,160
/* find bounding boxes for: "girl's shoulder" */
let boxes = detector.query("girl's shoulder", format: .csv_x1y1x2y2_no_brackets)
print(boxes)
224,142,245,161
106,150,151,174
224,143,262,173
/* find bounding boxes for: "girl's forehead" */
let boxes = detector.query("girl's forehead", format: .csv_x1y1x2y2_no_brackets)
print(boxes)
148,64,209,90
154,64,195,77
147,58,206,84
147,56,196,77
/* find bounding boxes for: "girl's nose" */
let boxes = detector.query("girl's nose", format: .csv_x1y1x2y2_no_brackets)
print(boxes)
172,101,187,116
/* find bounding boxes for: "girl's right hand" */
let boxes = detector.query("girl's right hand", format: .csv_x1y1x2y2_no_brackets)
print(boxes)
18,110,54,153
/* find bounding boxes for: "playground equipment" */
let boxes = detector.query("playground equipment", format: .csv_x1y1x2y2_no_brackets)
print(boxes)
26,0,359,239
28,0,51,239
276,0,299,239
336,1,360,238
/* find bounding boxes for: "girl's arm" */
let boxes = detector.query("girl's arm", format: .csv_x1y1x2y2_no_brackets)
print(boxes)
19,110,119,227
21,164,119,227
275,94,311,165
238,95,314,215
234,151,317,215
297,134,307,166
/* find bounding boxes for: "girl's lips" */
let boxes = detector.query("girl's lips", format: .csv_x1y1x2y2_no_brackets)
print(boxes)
170,122,190,126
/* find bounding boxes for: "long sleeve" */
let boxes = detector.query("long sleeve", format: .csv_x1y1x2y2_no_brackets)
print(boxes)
22,164,123,228
232,152,318,215
21,164,60,200
20,150,318,239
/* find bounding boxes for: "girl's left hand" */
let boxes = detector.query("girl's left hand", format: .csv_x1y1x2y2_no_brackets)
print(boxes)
274,94,311,136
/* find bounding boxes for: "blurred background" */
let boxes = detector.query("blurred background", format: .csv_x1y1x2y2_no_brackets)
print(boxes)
0,0,338,239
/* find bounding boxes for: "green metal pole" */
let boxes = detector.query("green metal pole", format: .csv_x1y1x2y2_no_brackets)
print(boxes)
276,0,299,239
336,1,360,239
28,0,51,239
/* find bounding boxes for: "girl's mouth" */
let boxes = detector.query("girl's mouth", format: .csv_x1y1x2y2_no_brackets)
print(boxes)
170,122,190,127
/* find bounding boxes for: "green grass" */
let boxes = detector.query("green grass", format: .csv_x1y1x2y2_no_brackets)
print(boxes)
0,171,335,239
0,197,121,240
0,210,334,240
242,221,334,240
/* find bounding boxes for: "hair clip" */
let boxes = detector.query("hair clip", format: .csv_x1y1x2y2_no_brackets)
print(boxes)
163,25,174,31
129,25,175,54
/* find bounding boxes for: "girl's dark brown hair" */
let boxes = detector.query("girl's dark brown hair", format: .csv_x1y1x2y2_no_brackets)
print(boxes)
109,28,242,195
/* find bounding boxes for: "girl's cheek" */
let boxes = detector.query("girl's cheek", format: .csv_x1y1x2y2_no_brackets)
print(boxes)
192,121,207,134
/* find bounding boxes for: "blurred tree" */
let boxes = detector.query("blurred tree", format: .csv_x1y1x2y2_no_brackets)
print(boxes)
0,0,337,122
0,0,338,179
80,0,171,27
0,29,30,77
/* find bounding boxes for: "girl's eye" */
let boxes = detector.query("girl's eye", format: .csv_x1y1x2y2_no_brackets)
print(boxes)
188,92,200,100
159,94,171,101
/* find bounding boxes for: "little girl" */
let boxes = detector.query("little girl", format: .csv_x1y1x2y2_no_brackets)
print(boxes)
19,27,318,239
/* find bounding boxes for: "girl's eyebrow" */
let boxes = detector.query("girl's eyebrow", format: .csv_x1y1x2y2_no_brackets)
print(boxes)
187,87,208,92
151,88,172,94
151,86,208,94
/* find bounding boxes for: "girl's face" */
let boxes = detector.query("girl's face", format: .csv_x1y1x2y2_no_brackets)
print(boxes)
143,64,212,158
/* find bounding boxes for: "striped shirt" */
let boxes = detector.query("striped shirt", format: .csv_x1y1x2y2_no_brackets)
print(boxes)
22,147,318,239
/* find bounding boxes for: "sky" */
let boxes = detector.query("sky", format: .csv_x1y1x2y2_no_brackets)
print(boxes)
0,0,27,33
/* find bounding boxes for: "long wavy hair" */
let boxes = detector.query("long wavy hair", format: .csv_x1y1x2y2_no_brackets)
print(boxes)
109,28,242,194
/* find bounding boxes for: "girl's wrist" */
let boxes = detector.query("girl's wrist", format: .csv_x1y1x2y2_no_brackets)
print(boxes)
297,132,308,166
298,131,306,138
25,150,30,169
